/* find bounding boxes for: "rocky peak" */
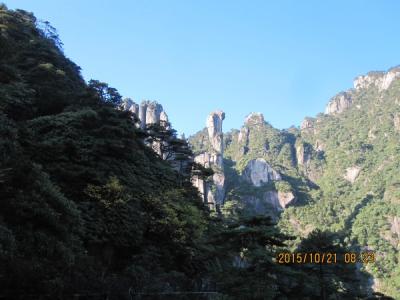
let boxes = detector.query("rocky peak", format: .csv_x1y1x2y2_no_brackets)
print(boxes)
121,98,139,115
353,66,400,91
242,158,281,187
300,117,315,130
325,91,353,115
192,110,226,209
140,100,167,129
244,112,265,126
121,99,168,129
206,110,225,154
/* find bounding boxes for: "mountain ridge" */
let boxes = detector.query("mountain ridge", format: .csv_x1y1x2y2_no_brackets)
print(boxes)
189,64,400,298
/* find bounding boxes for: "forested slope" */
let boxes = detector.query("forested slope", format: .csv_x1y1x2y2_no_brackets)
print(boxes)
0,4,392,300
189,67,400,298
0,5,210,297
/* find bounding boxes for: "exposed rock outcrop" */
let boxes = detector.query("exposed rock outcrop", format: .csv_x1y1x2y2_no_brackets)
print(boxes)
344,166,361,183
391,216,400,239
243,190,295,214
193,111,226,209
277,191,296,208
140,100,168,129
393,113,400,132
235,113,266,156
242,158,281,187
121,98,139,115
237,126,250,155
300,117,315,130
315,140,325,152
325,91,353,115
391,216,400,237
296,142,312,166
207,110,225,153
121,99,168,128
244,112,265,127
238,126,249,143
121,100,170,157
354,67,400,91
194,152,212,168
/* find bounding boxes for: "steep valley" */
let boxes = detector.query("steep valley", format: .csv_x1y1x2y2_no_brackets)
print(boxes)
0,4,399,299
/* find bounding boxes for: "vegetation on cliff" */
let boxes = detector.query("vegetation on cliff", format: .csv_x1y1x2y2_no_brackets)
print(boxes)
0,4,396,299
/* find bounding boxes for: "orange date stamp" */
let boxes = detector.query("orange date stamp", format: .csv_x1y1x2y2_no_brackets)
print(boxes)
276,252,375,264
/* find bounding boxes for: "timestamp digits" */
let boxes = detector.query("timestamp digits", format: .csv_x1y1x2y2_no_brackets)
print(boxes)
276,252,375,264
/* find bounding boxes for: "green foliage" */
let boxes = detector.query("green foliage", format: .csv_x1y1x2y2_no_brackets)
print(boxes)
0,7,210,297
2,4,399,299
207,215,290,299
279,77,400,298
88,79,122,106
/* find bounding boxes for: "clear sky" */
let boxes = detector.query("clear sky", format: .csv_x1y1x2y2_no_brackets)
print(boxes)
6,0,400,135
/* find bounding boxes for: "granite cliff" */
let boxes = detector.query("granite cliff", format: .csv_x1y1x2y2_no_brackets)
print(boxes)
187,65,400,298
191,110,226,209
121,98,169,128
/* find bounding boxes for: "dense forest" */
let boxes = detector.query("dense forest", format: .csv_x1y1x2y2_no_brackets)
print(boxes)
0,5,397,300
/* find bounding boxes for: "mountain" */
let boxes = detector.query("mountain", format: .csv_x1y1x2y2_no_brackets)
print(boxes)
0,6,210,297
0,4,398,299
189,66,400,298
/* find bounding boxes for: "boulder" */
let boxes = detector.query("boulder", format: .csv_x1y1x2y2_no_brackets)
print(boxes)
344,166,361,183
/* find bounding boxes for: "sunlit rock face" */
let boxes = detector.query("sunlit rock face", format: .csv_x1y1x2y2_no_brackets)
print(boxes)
242,158,281,187
121,98,139,115
325,92,353,115
244,112,265,127
393,113,400,132
121,99,168,128
242,191,296,214
296,143,310,167
344,166,361,184
300,117,314,130
145,101,164,125
139,100,168,128
206,110,225,154
193,110,226,209
354,67,400,91
121,100,169,157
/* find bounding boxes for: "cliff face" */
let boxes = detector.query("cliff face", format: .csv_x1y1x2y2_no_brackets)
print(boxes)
191,111,299,214
121,99,171,157
242,158,281,186
353,67,400,91
325,67,400,115
121,99,169,128
288,65,400,298
192,111,226,209
188,65,400,297
325,91,353,115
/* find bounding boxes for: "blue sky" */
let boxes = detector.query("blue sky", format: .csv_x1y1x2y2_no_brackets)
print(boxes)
6,0,400,135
